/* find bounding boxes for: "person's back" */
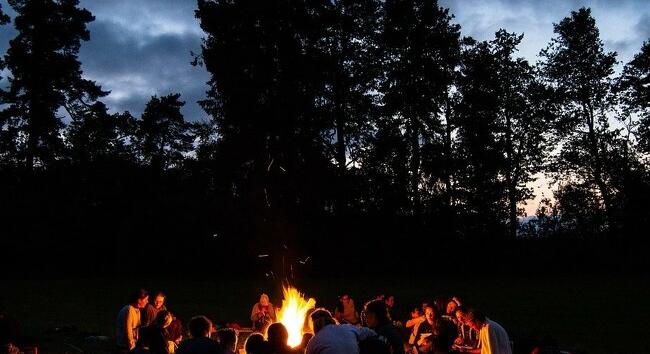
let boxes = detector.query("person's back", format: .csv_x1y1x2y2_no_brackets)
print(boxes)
135,310,175,354
136,324,169,354
374,322,404,354
244,332,269,354
306,324,374,354
177,336,223,354
433,317,457,353
267,323,299,354
177,315,224,354
480,319,511,354
216,328,238,354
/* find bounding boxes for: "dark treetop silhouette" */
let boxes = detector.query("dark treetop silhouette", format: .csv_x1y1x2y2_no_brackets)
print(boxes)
0,1,649,276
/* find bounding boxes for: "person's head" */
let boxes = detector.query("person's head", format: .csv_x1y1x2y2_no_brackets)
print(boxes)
217,328,238,352
152,291,166,309
259,294,270,307
421,301,430,312
188,315,213,338
446,299,459,315
154,310,173,328
363,300,390,328
244,332,266,354
266,322,289,350
433,297,447,316
455,306,469,325
424,305,437,325
466,309,486,331
410,307,423,319
339,294,351,305
131,288,149,309
310,308,336,333
384,295,395,308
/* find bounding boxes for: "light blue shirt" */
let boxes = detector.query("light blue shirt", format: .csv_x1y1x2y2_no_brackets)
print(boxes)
306,324,376,354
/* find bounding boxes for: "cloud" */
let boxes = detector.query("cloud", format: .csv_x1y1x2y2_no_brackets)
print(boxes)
77,0,210,121
1,0,649,122
440,0,650,65
79,0,202,38
0,0,210,121
78,18,209,120
636,14,650,42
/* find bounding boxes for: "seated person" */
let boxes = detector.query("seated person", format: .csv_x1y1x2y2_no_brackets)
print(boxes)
333,294,359,325
405,307,425,330
267,322,301,354
459,310,511,354
177,316,224,354
244,333,269,354
142,291,169,327
216,328,237,354
363,300,405,354
453,307,479,350
409,305,456,354
251,294,276,331
136,310,174,354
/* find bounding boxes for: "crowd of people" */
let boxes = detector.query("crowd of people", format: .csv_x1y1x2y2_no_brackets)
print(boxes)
114,288,518,354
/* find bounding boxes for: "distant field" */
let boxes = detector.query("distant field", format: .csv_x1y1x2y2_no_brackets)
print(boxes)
2,274,648,354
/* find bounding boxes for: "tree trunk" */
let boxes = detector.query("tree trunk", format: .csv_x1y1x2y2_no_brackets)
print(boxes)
505,113,517,239
333,32,349,215
408,116,421,215
443,98,454,208
584,102,613,226
334,94,347,212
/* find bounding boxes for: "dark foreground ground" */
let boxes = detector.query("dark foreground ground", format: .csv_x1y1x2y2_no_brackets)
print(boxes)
2,274,649,354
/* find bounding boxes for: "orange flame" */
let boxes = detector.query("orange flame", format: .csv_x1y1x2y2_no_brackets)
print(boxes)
276,285,316,347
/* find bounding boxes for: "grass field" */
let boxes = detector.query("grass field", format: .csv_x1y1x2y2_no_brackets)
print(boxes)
2,274,649,354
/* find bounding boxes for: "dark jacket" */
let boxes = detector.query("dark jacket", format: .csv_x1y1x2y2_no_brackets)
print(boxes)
177,337,224,354
375,322,405,354
136,325,170,354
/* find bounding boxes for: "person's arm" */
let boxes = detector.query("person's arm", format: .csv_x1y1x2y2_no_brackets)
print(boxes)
269,304,276,321
351,325,376,341
251,304,260,322
408,321,420,345
126,308,138,350
405,318,419,328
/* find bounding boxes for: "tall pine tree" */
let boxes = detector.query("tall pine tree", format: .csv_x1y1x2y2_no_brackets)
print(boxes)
539,8,619,230
2,0,107,169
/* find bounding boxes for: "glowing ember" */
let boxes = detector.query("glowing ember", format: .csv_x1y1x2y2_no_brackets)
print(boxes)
276,285,316,347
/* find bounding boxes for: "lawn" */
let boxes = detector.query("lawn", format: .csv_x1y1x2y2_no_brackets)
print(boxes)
2,274,648,354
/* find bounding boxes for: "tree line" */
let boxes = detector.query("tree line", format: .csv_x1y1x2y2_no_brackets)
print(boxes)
1,0,649,275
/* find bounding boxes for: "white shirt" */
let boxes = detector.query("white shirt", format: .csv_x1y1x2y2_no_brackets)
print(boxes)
306,324,376,354
116,304,141,349
479,319,511,354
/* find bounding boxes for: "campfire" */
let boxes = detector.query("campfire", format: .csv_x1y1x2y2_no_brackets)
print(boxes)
276,285,316,347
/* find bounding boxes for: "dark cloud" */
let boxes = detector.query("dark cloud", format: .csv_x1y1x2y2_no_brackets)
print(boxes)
440,0,649,64
636,14,650,41
0,0,209,121
79,19,209,120
1,0,648,123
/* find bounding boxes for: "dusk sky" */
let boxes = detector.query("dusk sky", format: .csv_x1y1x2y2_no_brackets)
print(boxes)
1,0,648,122
1,0,648,214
